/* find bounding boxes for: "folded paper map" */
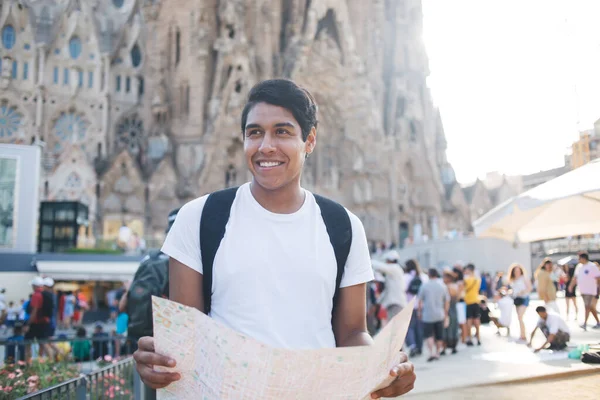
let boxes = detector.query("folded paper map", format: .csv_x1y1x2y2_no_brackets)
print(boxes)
153,297,413,399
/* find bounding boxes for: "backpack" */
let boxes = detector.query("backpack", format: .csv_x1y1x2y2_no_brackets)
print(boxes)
200,187,352,320
127,250,169,338
40,291,54,319
407,275,422,296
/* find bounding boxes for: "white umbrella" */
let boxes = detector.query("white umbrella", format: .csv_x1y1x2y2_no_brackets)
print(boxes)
473,158,600,242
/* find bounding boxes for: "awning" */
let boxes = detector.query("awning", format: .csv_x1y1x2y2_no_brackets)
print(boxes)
36,260,139,281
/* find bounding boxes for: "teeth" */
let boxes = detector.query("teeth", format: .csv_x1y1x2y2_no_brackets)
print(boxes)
259,162,281,167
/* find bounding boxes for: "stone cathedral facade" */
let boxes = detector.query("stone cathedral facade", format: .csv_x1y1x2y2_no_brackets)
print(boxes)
0,0,470,247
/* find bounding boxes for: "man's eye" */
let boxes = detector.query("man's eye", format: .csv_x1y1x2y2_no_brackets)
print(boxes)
276,129,289,135
247,130,260,136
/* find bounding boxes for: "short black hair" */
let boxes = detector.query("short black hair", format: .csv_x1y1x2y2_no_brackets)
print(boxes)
240,79,318,142
579,252,589,261
428,268,440,278
535,306,546,313
466,263,475,271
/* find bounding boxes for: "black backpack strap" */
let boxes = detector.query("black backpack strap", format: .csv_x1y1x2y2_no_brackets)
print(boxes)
200,187,239,314
313,194,352,319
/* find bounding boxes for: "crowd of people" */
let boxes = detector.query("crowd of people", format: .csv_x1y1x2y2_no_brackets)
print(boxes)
367,251,600,361
0,277,136,364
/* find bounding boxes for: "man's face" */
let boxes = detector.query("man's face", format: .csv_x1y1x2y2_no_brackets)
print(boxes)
537,311,548,320
579,257,586,264
243,102,315,191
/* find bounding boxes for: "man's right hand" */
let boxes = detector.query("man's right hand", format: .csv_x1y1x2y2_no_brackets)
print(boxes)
133,337,181,389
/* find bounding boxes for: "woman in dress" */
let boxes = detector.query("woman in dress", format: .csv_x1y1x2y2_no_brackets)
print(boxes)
507,263,532,343
535,258,558,313
62,291,76,329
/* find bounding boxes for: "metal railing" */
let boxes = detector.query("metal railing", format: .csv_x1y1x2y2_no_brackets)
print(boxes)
1,335,144,400
16,375,87,400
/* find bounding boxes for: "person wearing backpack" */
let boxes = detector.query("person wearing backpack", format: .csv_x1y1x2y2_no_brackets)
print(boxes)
121,209,178,354
133,79,416,399
404,259,428,357
24,277,52,358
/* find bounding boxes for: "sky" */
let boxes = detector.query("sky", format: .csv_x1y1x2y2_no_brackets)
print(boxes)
421,0,600,184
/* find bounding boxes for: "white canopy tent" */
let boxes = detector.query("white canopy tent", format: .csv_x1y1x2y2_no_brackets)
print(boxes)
473,158,600,243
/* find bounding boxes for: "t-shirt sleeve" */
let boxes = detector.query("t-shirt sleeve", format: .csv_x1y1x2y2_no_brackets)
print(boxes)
160,195,209,274
339,210,375,288
591,264,600,279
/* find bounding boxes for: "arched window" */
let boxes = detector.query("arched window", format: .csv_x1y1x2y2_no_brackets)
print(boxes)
130,44,142,67
69,36,82,59
115,115,144,155
0,102,24,138
52,111,89,152
113,0,124,8
2,25,16,49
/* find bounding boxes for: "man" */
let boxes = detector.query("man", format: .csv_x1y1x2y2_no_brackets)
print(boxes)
568,253,600,330
417,268,450,362
529,306,570,352
134,80,416,398
43,277,57,338
25,277,51,358
463,264,482,346
372,250,407,319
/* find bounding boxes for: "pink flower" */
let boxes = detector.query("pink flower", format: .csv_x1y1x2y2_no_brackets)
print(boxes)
7,373,16,379
17,361,26,366
119,379,125,385
4,386,13,393
104,355,113,362
27,375,40,383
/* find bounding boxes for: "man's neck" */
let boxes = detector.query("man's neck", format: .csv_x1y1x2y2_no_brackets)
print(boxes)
250,180,305,214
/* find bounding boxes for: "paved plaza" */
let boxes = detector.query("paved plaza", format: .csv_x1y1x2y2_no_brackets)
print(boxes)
401,295,600,398
407,371,599,400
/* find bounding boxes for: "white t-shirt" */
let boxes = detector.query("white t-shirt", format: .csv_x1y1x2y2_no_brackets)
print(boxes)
575,262,600,296
497,296,514,327
537,311,570,335
371,261,407,309
161,183,373,350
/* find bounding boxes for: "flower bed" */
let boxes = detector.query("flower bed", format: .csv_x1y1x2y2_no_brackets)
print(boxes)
0,358,82,399
0,356,134,399
88,356,135,399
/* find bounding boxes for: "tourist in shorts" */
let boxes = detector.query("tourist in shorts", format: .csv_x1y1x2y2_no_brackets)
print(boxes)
568,253,600,330
417,269,450,362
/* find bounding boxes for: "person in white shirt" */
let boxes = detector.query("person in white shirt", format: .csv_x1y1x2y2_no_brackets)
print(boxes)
372,250,407,319
528,306,570,352
568,253,600,330
133,79,416,399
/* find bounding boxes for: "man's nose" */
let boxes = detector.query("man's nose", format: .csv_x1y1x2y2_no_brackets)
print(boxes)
258,132,276,153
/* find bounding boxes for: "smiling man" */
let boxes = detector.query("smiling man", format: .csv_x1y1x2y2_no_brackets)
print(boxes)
133,79,416,398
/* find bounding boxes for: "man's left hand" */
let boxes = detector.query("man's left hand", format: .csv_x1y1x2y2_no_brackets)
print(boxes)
370,352,416,399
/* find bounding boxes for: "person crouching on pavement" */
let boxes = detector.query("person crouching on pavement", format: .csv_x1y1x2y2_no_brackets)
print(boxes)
528,306,570,352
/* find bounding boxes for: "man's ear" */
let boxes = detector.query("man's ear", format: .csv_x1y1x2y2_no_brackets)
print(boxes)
306,126,317,154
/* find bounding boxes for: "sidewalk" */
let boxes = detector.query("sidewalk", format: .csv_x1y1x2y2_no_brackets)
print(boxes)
403,297,600,397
